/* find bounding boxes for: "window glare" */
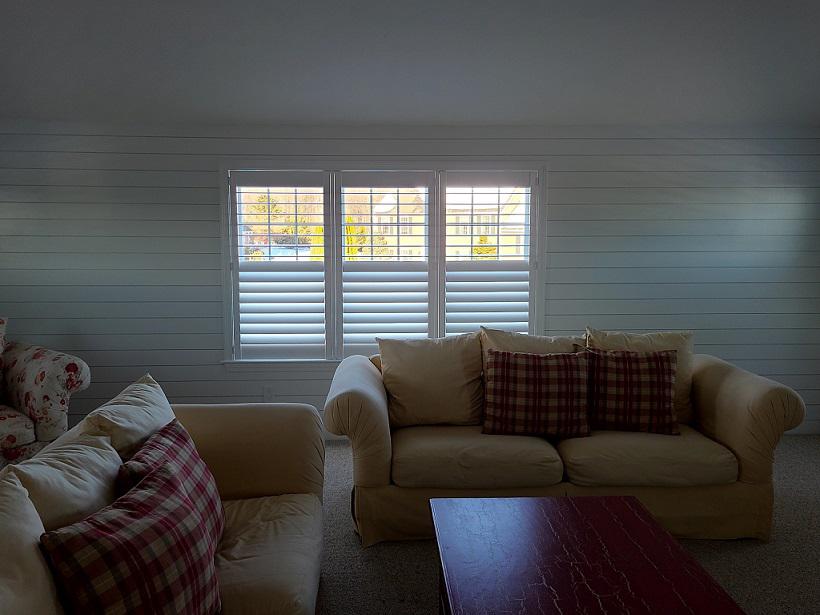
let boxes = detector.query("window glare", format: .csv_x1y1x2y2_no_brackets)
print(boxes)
445,186,530,261
341,187,428,262
237,186,324,262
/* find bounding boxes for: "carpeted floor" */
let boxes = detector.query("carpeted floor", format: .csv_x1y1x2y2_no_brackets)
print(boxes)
316,436,820,615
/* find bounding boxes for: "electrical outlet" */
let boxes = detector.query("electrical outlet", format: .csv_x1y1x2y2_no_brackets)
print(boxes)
262,384,276,402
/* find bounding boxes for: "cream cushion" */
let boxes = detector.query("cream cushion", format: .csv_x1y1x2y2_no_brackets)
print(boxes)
39,421,86,454
585,327,695,423
479,327,584,368
391,425,564,488
557,425,738,487
0,471,62,614
84,374,174,457
378,333,483,427
7,433,121,530
217,493,323,615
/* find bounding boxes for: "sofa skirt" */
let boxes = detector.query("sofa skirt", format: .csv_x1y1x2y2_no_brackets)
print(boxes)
352,481,773,547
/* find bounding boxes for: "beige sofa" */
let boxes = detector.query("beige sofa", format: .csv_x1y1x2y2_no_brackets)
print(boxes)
324,354,804,547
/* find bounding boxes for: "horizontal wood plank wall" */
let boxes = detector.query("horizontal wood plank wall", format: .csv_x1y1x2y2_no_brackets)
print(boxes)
0,127,817,434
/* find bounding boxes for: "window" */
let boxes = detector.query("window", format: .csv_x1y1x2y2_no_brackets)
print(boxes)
442,171,533,336
227,169,539,360
339,171,434,356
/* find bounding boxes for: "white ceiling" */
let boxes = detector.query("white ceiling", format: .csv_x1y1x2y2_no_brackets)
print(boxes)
2,1,819,128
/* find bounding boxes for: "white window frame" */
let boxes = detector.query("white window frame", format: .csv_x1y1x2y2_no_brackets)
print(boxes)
439,170,540,337
224,167,542,362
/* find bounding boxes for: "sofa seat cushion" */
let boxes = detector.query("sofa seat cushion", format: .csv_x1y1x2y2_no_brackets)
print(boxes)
557,425,738,487
217,493,322,615
0,405,35,451
391,425,564,489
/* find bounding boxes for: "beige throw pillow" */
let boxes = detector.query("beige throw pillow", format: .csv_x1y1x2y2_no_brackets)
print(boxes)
84,374,175,458
0,471,62,614
378,333,484,427
585,327,695,423
479,327,584,369
7,433,121,531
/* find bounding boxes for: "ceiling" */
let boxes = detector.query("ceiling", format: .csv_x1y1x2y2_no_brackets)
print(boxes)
2,1,819,128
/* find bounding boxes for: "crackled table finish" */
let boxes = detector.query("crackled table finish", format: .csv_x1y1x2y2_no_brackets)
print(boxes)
431,496,744,615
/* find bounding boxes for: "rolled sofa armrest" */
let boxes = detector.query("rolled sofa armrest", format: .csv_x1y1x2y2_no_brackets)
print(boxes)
323,355,391,487
1,342,91,441
173,403,325,502
692,354,805,484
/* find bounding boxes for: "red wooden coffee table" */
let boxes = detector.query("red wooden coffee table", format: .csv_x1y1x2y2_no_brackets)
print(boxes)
431,496,744,615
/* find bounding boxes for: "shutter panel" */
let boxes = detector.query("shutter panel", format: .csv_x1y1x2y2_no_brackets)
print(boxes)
342,261,429,356
231,172,330,359
442,174,535,336
445,262,529,335
339,172,433,356
238,261,326,359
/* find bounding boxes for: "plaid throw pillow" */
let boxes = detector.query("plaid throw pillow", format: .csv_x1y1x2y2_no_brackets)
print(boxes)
40,464,221,615
117,419,224,548
483,349,590,438
587,349,679,434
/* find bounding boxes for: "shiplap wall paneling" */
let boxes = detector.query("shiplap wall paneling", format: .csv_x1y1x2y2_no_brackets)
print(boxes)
0,128,817,433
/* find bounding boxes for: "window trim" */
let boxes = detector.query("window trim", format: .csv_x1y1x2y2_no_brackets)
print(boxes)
224,166,543,363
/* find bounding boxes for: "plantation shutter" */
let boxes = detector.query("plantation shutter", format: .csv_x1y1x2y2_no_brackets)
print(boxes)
339,171,435,356
441,171,537,336
230,171,331,359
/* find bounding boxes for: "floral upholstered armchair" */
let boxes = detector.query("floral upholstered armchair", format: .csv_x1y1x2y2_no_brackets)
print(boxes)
1,326,91,467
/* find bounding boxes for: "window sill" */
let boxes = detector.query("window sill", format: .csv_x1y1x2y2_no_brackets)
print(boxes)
222,359,341,372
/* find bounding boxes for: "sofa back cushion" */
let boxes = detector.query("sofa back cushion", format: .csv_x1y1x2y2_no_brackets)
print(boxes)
483,350,590,438
586,327,694,423
84,373,175,458
479,327,584,370
6,433,122,530
587,349,679,435
378,333,483,427
0,471,61,615
40,464,221,615
118,419,224,548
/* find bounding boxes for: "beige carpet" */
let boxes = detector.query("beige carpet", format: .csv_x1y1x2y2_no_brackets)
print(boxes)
316,436,820,615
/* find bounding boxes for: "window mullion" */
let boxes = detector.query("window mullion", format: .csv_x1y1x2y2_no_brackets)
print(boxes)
431,171,446,338
324,171,341,360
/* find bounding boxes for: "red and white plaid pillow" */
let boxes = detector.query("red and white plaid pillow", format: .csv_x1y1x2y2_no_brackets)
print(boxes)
40,463,221,615
117,419,224,548
587,348,679,434
483,349,590,438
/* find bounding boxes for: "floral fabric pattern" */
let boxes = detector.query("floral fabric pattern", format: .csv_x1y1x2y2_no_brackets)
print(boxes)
0,405,36,451
0,340,91,465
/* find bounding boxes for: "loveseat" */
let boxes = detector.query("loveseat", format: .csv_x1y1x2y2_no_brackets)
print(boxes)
324,329,805,547
0,376,324,615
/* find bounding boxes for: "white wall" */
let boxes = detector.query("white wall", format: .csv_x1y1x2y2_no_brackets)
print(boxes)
1,124,817,433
